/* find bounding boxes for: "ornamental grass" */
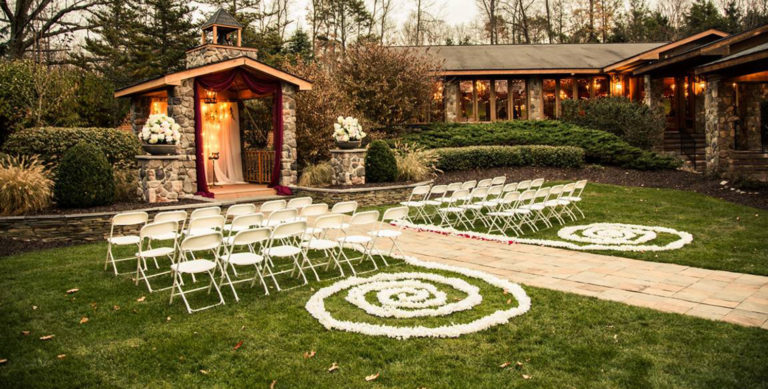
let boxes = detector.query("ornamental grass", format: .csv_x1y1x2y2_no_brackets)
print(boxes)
0,154,53,215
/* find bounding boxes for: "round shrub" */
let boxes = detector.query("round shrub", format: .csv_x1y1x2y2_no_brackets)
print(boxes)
55,142,115,208
365,140,397,183
0,154,53,215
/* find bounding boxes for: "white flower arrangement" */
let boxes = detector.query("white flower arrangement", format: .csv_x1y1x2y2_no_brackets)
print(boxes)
304,250,531,340
140,114,181,145
332,116,366,142
391,220,693,252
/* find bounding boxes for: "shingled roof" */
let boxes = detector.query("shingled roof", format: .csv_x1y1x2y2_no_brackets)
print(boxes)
399,43,664,73
202,8,243,29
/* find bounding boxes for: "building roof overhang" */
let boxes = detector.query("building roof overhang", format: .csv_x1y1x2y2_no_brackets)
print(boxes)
696,42,768,75
114,56,312,98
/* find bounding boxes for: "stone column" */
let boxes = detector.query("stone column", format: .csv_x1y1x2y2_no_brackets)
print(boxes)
444,79,459,122
527,77,544,120
644,75,664,112
704,77,721,174
330,149,366,185
170,79,198,196
137,155,185,203
130,96,150,135
280,83,298,186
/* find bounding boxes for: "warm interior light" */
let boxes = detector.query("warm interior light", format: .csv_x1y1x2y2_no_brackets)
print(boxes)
150,97,167,115
201,102,232,184
203,89,217,104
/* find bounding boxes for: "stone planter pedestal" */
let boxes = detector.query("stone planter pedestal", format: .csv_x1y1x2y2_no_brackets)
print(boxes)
330,148,366,186
137,155,192,203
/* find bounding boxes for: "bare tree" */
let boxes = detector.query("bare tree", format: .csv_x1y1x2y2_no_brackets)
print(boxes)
477,0,507,44
1,0,104,60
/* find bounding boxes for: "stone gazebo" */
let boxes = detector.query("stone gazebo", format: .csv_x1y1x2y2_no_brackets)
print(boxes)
114,9,312,202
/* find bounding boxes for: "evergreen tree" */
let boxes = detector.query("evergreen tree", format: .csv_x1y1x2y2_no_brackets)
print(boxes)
131,0,197,80
683,0,727,35
71,0,141,87
285,29,313,63
723,0,742,33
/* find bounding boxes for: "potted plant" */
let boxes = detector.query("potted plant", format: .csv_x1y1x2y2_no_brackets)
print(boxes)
139,114,181,155
333,116,366,149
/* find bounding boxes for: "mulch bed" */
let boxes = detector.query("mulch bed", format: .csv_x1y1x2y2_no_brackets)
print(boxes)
23,199,206,216
324,181,421,190
435,166,768,210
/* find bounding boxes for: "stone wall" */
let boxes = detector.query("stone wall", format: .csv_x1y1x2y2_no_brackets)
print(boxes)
330,149,366,185
291,181,432,207
704,78,722,173
185,45,259,68
444,79,459,122
527,77,543,120
130,96,151,134
737,83,768,150
280,83,299,186
137,156,192,202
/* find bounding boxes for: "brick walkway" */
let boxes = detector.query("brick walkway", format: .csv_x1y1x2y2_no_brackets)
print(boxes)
383,226,768,329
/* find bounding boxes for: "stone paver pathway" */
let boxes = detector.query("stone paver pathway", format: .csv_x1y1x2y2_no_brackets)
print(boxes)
387,227,768,328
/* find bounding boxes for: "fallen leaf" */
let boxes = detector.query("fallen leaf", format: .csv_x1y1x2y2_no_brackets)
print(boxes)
613,334,618,342
270,380,277,389
112,305,120,311
328,362,339,372
303,350,316,359
522,374,532,380
0,359,6,365
136,296,146,302
66,288,79,294
57,354,66,359
506,299,512,304
39,335,54,341
515,361,523,368
79,316,89,324
21,331,30,336
499,361,511,368
166,316,171,322
240,325,245,331
199,369,209,375
32,305,38,310
233,340,243,351
90,302,98,309
365,372,380,381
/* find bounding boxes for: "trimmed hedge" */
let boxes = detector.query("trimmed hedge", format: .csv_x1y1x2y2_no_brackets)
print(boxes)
398,121,681,170
435,145,584,171
365,140,398,183
2,127,141,167
55,142,115,208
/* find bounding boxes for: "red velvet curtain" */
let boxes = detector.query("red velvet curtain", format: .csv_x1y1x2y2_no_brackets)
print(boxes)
194,69,289,197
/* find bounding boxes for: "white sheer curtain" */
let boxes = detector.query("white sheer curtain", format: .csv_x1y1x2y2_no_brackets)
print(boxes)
204,102,245,185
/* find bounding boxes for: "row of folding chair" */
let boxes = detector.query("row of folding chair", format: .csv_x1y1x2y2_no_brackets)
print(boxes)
104,199,410,314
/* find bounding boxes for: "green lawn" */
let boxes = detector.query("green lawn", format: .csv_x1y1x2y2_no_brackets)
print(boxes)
396,183,768,276
1,242,767,388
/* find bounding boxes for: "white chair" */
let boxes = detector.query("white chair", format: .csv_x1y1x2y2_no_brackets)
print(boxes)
170,232,226,314
476,185,504,226
519,188,550,231
530,178,545,189
502,182,519,194
153,210,187,243
335,211,381,275
135,221,178,293
491,176,507,186
477,178,493,188
368,206,409,263
301,213,346,278
219,227,272,300
224,204,257,225
400,185,430,223
287,197,313,210
492,189,537,236
263,208,299,228
190,206,221,220
563,180,587,218
516,180,531,192
486,191,523,235
436,189,471,230
186,215,225,236
331,200,358,215
422,184,448,223
105,211,148,276
262,221,312,291
461,186,490,225
543,184,567,225
300,203,330,235
438,182,463,203
224,214,264,248
461,180,477,190
260,199,286,215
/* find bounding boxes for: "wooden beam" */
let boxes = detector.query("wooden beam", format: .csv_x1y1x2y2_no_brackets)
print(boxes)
726,71,768,83
437,69,602,76
696,50,768,75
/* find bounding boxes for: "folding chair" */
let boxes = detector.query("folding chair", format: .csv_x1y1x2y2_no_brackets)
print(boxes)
170,232,226,314
301,213,346,278
486,191,524,236
461,180,477,190
501,182,519,194
491,176,507,186
438,182,463,203
516,180,531,192
262,208,299,228
262,221,312,291
399,185,430,223
287,196,313,210
190,206,221,220
151,210,187,254
548,182,576,223
331,200,358,215
260,199,286,215
135,221,178,293
542,184,566,225
504,189,538,235
186,215,225,236
522,187,552,230
475,185,504,226
530,178,545,189
219,227,272,300
299,203,330,235
461,186,490,226
368,206,409,263
224,214,265,250
335,211,380,275
477,178,493,188
436,189,472,230
105,211,148,275
563,180,587,218
421,184,448,224
224,204,257,225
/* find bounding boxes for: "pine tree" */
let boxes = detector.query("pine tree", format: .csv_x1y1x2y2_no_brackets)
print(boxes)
684,0,727,35
131,0,197,80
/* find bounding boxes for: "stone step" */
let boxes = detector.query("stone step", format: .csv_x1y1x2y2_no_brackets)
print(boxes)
210,184,278,200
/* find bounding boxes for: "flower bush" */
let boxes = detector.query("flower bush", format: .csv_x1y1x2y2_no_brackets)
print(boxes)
140,114,181,145
333,116,366,142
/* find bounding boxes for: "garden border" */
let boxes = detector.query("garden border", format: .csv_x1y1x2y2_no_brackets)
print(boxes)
290,180,432,207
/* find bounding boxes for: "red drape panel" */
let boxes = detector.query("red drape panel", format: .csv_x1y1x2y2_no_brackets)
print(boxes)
193,69,290,196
